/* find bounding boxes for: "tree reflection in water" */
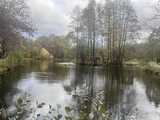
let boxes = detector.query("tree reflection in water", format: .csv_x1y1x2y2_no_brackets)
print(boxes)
142,73,160,107
1,63,160,120
64,65,135,120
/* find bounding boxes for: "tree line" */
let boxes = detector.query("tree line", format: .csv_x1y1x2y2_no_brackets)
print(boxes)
0,0,160,66
71,0,139,65
0,0,74,62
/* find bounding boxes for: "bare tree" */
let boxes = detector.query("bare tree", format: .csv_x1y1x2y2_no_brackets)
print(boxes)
71,0,139,65
0,0,34,57
104,0,139,64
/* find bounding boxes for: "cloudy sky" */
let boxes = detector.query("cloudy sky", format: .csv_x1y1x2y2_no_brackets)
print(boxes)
27,0,157,37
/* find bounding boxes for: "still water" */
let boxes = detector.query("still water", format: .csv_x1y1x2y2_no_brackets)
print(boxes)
1,61,160,120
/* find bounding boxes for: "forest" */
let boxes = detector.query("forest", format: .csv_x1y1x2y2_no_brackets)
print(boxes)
0,0,160,67
1,0,160,120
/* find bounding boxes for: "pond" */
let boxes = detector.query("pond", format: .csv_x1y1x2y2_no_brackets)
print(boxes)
0,61,160,120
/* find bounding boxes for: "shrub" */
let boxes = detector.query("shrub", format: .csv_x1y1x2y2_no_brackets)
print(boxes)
6,51,24,66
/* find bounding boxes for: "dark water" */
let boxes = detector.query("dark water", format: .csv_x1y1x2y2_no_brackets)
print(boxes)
1,61,160,120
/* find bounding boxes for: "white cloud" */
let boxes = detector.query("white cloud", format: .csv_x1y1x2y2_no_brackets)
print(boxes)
27,0,106,36
131,0,158,30
27,0,70,36
132,0,156,17
27,0,158,37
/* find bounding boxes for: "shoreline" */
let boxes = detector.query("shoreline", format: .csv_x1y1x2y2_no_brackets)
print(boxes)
124,60,160,77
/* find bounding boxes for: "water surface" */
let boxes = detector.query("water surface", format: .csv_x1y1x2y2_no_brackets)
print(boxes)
0,61,160,120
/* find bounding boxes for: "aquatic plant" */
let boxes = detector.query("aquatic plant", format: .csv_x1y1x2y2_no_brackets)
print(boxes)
0,90,110,120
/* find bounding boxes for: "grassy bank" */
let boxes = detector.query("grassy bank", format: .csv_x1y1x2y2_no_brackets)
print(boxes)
0,47,55,73
125,59,160,76
142,62,160,76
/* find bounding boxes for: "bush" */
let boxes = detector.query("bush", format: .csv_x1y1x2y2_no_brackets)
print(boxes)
40,48,51,60
6,51,24,66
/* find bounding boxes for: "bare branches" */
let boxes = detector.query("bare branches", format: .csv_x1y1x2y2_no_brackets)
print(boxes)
0,0,34,57
71,0,139,65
